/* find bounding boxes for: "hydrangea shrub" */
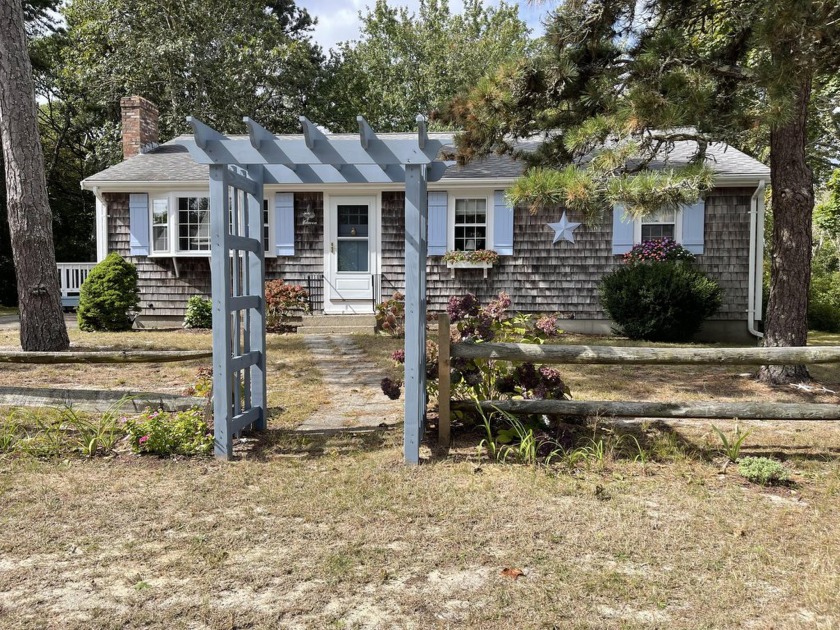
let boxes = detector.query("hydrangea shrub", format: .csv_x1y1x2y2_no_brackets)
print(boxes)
265,280,309,332
623,237,696,264
601,239,722,342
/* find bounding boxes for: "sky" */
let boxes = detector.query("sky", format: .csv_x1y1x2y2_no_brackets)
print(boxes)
297,0,551,52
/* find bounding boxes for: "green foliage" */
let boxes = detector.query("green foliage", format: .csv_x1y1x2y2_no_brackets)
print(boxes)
451,0,840,348
0,403,125,458
125,407,213,456
623,238,696,264
183,296,213,329
383,293,569,420
323,0,531,132
808,269,840,332
264,279,309,332
712,423,752,462
375,291,405,338
58,0,324,146
441,249,500,264
738,456,790,485
77,253,140,332
507,163,714,223
600,260,723,342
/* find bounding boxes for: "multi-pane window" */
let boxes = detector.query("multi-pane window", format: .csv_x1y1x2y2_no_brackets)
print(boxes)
641,208,676,241
152,199,169,252
336,204,369,272
151,194,271,255
454,198,487,251
178,196,210,251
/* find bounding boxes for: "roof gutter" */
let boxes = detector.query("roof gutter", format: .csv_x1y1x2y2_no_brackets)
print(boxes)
747,180,767,340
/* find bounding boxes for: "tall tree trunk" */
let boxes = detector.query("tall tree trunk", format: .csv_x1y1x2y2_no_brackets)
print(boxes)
0,0,69,351
759,75,813,384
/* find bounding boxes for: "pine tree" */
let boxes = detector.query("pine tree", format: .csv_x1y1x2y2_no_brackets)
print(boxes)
451,0,840,383
0,0,69,351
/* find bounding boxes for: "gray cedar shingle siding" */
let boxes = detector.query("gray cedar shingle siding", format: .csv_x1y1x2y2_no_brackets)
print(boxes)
380,187,752,321
107,192,325,318
107,187,752,321
106,193,211,317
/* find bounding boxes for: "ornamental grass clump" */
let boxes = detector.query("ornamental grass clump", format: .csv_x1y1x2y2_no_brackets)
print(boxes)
600,239,722,342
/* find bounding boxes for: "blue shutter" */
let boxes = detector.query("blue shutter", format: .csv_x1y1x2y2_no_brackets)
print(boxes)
275,192,295,256
427,191,448,256
611,204,634,255
129,193,149,256
492,190,514,255
681,199,705,254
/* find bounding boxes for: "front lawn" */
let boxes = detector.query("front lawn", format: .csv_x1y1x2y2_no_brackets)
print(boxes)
0,328,838,627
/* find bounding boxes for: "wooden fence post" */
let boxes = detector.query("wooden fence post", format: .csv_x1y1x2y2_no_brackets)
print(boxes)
438,313,451,447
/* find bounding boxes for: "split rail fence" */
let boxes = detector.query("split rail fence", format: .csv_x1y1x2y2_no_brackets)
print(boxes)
436,313,840,446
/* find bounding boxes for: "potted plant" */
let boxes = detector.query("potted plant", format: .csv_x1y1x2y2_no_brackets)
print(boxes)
442,249,500,278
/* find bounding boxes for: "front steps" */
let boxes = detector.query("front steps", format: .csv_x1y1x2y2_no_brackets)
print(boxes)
296,314,376,335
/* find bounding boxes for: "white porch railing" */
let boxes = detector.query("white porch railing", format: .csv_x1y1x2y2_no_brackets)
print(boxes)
57,262,96,308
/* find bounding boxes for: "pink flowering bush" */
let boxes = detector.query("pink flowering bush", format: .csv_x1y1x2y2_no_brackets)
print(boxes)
125,407,214,456
623,237,695,264
381,291,570,406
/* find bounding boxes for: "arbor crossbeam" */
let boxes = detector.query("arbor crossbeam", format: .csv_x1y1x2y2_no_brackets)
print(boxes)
187,115,442,462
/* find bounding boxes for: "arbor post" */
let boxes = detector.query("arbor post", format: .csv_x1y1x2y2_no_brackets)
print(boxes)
403,164,428,465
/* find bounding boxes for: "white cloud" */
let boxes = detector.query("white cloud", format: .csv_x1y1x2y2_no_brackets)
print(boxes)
298,0,549,52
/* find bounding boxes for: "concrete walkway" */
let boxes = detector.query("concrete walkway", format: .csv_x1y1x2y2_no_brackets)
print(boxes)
297,335,403,432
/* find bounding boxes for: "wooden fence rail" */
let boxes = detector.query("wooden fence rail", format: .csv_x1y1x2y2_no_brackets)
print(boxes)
437,313,840,446
0,350,213,364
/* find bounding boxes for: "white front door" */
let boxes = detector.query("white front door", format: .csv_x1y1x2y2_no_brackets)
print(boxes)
325,195,378,311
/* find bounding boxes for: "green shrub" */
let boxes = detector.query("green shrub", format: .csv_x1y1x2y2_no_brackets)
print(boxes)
184,295,213,329
600,261,723,342
77,253,141,332
737,456,790,485
125,407,213,456
808,270,840,332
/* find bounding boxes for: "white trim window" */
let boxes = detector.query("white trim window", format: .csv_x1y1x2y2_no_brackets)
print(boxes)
151,198,169,253
452,196,489,251
178,195,210,252
148,192,273,256
638,208,677,242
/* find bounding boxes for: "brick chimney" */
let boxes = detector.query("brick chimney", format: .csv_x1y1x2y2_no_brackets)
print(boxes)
120,96,159,159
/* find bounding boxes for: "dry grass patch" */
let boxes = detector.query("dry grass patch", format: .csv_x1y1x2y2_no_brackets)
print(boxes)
0,329,325,430
1,424,839,628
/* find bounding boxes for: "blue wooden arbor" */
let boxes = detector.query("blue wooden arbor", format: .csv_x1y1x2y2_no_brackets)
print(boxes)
179,115,448,463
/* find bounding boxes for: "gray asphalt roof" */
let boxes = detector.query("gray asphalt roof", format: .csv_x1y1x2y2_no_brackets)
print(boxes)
82,134,769,185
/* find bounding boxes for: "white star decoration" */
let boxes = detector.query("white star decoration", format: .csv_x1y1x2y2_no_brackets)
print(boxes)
547,212,582,244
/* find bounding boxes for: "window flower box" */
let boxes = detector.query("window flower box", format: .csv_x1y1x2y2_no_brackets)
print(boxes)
442,249,499,279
